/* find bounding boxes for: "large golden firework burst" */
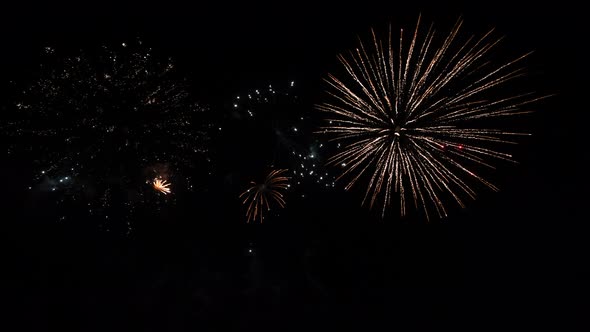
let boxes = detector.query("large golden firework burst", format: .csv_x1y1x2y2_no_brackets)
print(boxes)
317,16,546,220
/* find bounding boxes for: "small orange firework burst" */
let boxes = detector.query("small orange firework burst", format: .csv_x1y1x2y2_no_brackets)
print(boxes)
152,178,171,195
240,169,289,223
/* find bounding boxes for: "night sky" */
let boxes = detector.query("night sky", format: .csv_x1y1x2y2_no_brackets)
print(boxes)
0,1,585,331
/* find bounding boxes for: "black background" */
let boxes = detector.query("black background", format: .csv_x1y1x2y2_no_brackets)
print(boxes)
0,1,586,331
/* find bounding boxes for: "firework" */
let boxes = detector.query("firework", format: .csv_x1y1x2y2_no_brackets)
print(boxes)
5,39,212,230
317,17,546,219
230,81,297,120
152,178,171,195
240,169,289,223
229,80,336,196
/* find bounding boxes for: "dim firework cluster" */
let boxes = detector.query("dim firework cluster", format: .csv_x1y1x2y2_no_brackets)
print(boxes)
7,40,212,231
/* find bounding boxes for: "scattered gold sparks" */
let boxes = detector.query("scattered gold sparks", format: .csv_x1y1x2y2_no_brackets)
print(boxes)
152,178,171,195
240,169,289,223
317,16,547,220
